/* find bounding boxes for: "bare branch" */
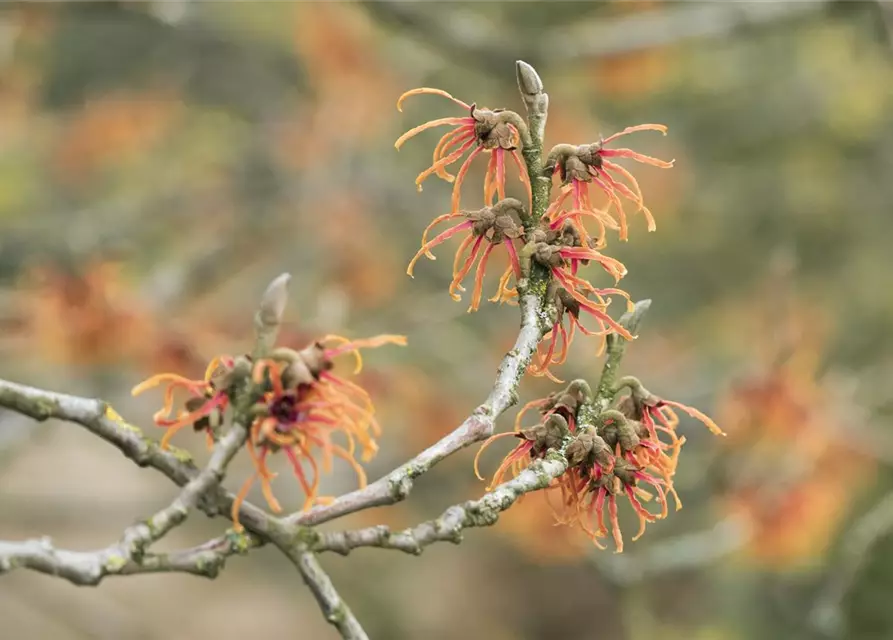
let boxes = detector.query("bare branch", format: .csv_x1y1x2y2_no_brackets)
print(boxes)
284,289,545,528
280,547,369,640
0,531,259,586
0,378,273,538
312,455,568,556
594,299,651,408
132,420,250,545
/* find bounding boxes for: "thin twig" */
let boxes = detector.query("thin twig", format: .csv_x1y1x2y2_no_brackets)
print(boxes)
281,547,369,640
312,455,568,556
0,378,273,537
0,531,260,586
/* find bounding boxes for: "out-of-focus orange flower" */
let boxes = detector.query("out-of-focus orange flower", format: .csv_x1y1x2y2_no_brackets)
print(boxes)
589,48,673,99
133,328,405,531
285,3,399,169
52,90,180,185
716,283,875,566
21,259,157,367
395,88,531,213
316,193,399,308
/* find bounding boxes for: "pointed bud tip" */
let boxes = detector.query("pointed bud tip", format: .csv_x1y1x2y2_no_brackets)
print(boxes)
515,60,543,95
258,273,292,327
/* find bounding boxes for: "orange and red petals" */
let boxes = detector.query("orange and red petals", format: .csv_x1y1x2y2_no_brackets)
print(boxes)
155,392,228,450
644,398,726,436
547,125,672,241
510,150,532,209
530,328,564,384
550,269,633,341
407,220,475,276
467,241,497,312
322,333,407,372
396,88,529,212
415,137,477,191
449,235,485,300
396,87,472,113
131,366,233,450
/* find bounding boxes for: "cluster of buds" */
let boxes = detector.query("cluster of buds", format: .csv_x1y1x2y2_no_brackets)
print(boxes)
132,331,405,531
478,379,723,552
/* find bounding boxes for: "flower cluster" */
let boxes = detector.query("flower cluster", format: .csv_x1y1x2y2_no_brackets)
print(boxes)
477,379,723,552
132,333,405,531
396,85,671,372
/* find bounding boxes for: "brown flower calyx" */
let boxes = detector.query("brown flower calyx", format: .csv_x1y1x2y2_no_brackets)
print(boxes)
566,426,614,470
470,105,525,151
543,142,607,182
267,344,334,388
527,222,581,268
594,409,641,454
466,198,526,243
518,413,569,456
542,378,593,419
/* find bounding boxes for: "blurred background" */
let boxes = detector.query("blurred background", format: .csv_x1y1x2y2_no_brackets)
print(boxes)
1,1,892,638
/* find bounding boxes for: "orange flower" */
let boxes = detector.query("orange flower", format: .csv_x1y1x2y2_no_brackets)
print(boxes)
230,333,406,530
395,88,531,212
131,355,235,450
407,199,525,311
477,379,721,553
530,279,633,383
545,125,673,241
524,220,634,380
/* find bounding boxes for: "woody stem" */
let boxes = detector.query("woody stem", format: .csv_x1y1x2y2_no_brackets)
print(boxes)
515,60,551,225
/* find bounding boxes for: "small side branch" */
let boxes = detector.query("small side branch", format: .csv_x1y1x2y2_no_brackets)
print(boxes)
314,456,569,556
593,299,651,411
0,531,260,586
0,378,272,535
281,548,369,640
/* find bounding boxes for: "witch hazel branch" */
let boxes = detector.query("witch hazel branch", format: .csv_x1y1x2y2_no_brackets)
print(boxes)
0,61,722,640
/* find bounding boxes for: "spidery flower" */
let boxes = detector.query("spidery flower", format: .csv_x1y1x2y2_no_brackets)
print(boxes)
229,333,405,531
524,220,633,373
395,88,531,212
476,379,721,553
131,355,235,449
407,198,526,312
530,280,633,383
545,125,673,241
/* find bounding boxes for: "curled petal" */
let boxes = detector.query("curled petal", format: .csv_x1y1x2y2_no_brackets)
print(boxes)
396,87,472,112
